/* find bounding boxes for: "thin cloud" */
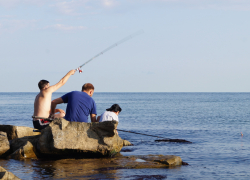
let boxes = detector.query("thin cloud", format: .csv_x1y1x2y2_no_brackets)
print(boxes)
45,24,87,31
102,26,118,30
1,0,120,15
0,19,37,33
0,15,14,18
1,0,250,16
50,0,119,15
146,0,250,10
102,0,118,8
51,1,84,15
0,0,46,8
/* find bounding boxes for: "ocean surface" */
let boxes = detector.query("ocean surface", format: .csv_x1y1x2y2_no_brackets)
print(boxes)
0,92,250,179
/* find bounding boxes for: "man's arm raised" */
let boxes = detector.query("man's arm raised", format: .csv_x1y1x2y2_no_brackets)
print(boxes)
47,69,76,93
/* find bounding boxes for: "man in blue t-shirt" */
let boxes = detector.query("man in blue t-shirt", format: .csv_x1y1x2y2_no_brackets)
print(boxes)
50,83,97,122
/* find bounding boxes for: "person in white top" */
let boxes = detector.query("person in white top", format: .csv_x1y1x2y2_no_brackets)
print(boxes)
97,104,122,122
97,104,122,134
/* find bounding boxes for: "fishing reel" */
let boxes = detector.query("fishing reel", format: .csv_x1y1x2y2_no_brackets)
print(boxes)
76,67,83,73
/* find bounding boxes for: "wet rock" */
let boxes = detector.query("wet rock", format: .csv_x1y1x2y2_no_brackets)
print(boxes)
0,166,20,180
182,161,189,165
118,155,183,168
123,140,133,146
125,175,167,179
0,125,40,140
10,135,39,153
38,118,130,157
136,155,183,166
155,138,192,143
0,132,10,157
37,154,184,178
5,135,40,160
8,141,38,160
121,148,134,152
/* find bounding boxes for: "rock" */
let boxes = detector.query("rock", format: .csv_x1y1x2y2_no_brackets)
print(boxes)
8,148,24,160
8,141,38,160
0,166,21,180
0,132,10,157
0,125,40,140
33,154,184,178
136,154,183,166
182,161,189,165
4,135,40,160
123,140,133,146
155,138,192,143
10,135,39,153
38,118,129,157
115,155,183,169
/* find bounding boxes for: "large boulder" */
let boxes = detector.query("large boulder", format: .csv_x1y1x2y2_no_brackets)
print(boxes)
0,166,20,180
0,132,10,157
38,118,127,157
0,125,40,140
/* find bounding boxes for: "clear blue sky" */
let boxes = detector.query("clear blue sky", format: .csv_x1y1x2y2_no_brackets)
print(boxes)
1,0,250,92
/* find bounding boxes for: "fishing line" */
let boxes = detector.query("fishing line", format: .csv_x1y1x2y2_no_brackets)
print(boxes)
32,116,191,143
117,129,192,143
117,129,164,138
75,30,144,73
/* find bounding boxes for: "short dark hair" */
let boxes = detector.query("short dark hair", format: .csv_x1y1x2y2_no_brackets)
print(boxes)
106,104,122,113
82,83,95,91
38,80,49,90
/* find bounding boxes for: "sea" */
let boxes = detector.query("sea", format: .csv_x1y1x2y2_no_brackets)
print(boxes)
0,92,249,180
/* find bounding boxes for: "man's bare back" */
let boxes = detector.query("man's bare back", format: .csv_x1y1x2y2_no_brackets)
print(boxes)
33,86,54,118
33,69,75,121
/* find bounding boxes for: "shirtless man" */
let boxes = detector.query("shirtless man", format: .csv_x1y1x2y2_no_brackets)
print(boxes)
33,69,76,130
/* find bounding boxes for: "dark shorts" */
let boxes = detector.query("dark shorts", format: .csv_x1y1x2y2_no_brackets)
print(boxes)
33,119,50,130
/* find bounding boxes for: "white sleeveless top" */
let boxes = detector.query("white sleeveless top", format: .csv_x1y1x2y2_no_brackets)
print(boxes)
99,111,119,122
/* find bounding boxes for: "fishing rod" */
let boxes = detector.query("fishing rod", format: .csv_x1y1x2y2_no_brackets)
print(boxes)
75,30,144,73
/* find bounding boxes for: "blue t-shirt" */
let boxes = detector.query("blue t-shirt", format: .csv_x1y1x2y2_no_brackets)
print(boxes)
61,91,97,122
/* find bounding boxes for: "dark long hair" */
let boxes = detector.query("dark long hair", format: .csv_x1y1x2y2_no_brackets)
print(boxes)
106,104,122,113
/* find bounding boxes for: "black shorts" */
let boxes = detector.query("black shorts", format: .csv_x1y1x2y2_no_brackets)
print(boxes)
33,119,50,130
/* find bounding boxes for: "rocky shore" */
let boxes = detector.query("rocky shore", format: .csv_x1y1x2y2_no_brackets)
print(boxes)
0,118,185,179
0,166,20,180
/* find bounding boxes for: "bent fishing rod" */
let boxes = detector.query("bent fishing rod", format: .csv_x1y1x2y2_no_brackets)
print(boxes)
75,30,144,73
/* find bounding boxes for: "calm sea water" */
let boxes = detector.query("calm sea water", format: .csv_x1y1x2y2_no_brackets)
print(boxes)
0,92,250,179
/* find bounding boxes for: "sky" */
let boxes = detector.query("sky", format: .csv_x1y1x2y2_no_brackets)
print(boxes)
1,0,250,92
